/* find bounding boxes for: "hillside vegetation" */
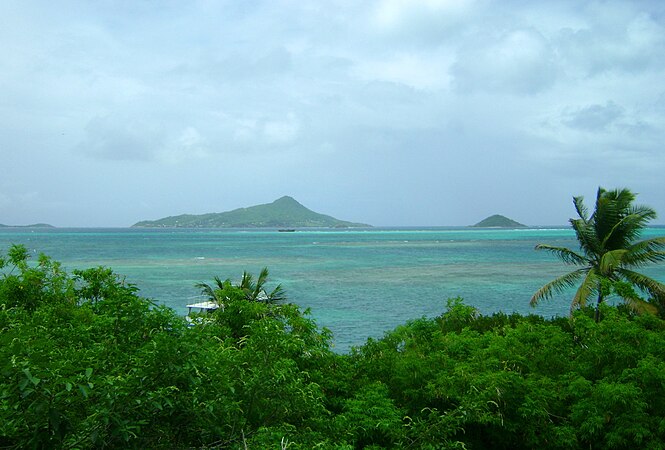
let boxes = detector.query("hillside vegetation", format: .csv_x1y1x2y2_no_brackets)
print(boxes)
132,196,370,228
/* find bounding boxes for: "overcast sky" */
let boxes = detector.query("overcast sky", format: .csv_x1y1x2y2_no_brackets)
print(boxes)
2,0,664,227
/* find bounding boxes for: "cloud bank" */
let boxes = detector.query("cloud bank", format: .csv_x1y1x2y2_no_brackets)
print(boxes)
1,0,664,226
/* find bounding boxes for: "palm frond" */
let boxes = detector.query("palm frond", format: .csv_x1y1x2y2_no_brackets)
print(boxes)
593,191,619,246
624,205,657,236
623,298,658,315
617,269,665,300
600,213,637,250
213,276,228,290
570,219,599,257
195,276,231,302
255,267,270,299
535,244,587,266
625,250,665,267
257,267,270,286
629,204,657,222
623,236,665,267
599,249,627,275
592,188,635,243
573,195,589,222
195,282,216,301
593,188,654,251
530,269,586,306
570,269,599,313
601,208,657,250
266,283,286,304
240,271,254,295
611,188,637,210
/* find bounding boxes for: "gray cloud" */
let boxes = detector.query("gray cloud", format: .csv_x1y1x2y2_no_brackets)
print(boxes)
79,115,159,161
563,101,625,131
452,28,558,95
557,8,665,76
1,0,664,227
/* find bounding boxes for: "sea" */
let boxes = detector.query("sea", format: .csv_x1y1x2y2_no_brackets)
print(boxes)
2,226,664,352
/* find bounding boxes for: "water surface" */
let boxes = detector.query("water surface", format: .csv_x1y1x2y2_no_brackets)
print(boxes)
2,227,663,351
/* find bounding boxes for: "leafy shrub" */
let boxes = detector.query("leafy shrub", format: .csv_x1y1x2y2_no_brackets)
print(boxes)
2,245,665,449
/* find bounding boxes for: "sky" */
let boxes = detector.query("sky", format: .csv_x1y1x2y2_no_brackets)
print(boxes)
1,0,664,227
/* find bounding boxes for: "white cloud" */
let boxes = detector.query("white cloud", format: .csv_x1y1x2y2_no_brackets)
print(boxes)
228,113,301,147
372,0,475,35
160,126,210,164
232,118,259,143
263,113,301,143
352,51,454,90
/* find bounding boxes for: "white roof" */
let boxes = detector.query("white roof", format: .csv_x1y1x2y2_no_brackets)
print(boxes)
186,301,220,310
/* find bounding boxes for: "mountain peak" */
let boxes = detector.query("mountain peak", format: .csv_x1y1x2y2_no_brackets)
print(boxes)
273,196,301,205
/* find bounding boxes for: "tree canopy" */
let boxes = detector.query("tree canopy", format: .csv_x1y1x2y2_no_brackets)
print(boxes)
2,237,665,448
531,187,665,320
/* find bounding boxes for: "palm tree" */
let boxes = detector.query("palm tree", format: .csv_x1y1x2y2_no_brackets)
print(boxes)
196,267,285,305
238,267,286,303
194,275,230,307
530,187,665,321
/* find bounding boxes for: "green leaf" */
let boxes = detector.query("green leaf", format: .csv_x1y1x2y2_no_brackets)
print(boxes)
78,384,89,399
22,368,40,386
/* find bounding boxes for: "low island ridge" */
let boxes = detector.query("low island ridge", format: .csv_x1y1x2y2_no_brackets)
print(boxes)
0,223,55,228
132,196,371,229
471,214,526,228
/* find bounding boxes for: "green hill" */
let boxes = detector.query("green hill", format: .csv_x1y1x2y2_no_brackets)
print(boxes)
471,214,526,228
132,196,370,229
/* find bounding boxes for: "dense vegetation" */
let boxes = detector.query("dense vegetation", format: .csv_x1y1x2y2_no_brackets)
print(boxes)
2,244,665,449
132,196,370,228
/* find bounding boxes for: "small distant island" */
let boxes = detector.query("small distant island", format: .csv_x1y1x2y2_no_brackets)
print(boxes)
471,214,526,228
0,223,55,228
132,196,371,229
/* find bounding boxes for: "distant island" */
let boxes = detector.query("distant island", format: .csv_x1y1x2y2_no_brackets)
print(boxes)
133,196,371,229
0,223,55,228
471,215,526,228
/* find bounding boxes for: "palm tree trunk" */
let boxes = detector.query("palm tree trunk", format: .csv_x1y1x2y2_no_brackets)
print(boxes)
594,291,603,322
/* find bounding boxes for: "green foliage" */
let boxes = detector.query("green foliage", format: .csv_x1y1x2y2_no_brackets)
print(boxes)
0,245,75,312
73,266,124,304
334,382,404,448
350,298,665,449
195,267,286,309
531,187,665,319
2,243,665,449
0,250,338,448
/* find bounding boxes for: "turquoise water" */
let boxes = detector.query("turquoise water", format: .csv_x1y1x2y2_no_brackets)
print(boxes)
2,227,664,351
